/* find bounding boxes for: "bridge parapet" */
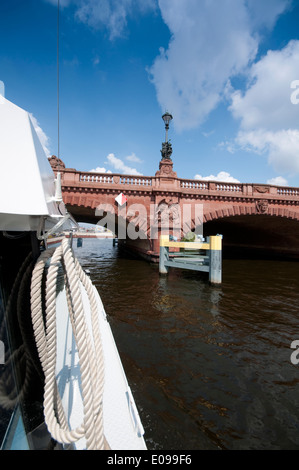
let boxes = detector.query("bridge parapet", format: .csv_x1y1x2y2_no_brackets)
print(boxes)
277,186,299,196
61,169,153,187
179,179,299,200
51,160,299,202
80,172,114,184
180,179,243,193
180,179,209,190
79,171,152,187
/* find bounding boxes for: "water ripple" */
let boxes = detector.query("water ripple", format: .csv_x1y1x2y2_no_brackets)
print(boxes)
74,239,299,450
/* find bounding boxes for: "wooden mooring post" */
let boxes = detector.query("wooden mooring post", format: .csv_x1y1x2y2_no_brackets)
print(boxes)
159,234,222,284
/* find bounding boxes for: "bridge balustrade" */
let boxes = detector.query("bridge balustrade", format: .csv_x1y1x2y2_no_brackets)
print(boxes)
180,180,209,190
215,183,242,192
59,166,299,203
180,179,242,192
78,172,152,187
277,187,299,196
80,173,114,184
119,176,152,186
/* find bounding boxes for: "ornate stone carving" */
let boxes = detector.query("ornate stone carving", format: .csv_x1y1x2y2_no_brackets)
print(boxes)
48,155,65,170
156,198,180,225
256,199,269,214
254,185,269,194
161,141,173,160
155,158,177,178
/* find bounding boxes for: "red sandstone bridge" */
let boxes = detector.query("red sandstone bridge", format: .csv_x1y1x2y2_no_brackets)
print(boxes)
49,155,299,261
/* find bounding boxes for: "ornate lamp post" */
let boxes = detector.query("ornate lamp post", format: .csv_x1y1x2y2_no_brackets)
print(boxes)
161,112,173,159
162,112,173,142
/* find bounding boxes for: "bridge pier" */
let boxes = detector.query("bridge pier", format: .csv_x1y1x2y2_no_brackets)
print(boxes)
159,235,222,284
159,245,169,274
209,236,222,284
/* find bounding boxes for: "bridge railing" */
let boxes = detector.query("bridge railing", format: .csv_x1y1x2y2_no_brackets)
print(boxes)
180,180,209,190
60,168,299,200
180,178,243,192
119,176,152,186
80,173,114,184
277,186,299,196
179,179,299,198
78,172,152,186
215,182,243,192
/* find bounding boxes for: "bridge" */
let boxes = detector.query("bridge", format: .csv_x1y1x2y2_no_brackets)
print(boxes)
49,154,299,261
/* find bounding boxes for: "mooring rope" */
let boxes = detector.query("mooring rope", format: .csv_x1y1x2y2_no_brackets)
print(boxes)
30,238,106,450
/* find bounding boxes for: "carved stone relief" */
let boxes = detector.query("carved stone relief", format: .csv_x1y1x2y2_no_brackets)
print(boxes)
156,198,180,225
254,185,269,194
256,199,269,214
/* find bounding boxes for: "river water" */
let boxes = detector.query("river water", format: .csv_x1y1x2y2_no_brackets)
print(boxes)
73,238,299,450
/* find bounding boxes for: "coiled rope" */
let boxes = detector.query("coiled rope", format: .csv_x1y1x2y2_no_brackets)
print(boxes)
30,238,107,450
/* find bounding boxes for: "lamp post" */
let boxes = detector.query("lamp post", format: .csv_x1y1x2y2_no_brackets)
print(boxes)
161,112,173,159
162,112,173,143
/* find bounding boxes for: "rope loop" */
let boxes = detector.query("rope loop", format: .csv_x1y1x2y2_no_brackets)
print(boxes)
30,238,106,450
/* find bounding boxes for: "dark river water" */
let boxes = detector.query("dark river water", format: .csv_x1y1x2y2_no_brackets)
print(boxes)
73,238,299,450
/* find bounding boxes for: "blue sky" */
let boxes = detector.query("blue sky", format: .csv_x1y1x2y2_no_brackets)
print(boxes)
1,0,299,186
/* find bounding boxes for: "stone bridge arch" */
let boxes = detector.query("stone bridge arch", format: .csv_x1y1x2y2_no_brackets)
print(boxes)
64,199,155,258
202,206,299,259
203,204,299,223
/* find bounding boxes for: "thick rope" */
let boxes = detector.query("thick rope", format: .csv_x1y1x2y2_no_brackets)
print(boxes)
30,238,106,450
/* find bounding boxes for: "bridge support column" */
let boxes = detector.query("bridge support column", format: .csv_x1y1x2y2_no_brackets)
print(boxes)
209,236,222,285
159,244,169,274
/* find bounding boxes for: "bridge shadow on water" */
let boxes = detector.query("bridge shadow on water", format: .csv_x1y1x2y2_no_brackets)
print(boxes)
204,214,299,262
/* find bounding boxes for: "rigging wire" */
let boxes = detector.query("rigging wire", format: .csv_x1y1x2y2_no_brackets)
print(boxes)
57,0,60,162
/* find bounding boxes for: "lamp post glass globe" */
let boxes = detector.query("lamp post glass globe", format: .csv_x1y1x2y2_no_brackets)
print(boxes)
162,112,173,142
162,112,173,128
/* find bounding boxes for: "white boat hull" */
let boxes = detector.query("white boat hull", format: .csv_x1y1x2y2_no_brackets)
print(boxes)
55,281,146,450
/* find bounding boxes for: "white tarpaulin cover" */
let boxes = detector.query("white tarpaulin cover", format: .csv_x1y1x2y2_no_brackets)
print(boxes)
0,97,66,231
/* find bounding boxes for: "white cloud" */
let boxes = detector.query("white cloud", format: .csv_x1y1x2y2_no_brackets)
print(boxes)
125,152,142,163
149,0,290,132
194,171,240,183
93,55,100,66
89,152,143,174
267,176,288,186
235,129,299,175
106,153,142,175
202,130,215,138
74,0,156,40
245,0,292,31
89,167,112,173
229,40,299,131
45,0,290,136
228,40,299,176
29,113,51,158
45,0,157,39
75,0,126,39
